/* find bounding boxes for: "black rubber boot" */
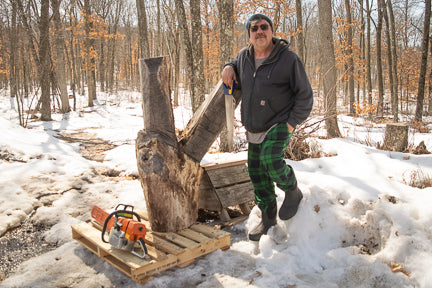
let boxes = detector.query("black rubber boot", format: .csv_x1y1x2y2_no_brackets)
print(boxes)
248,199,277,241
279,185,303,220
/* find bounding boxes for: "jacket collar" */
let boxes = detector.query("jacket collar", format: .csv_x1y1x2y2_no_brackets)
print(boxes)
248,37,290,62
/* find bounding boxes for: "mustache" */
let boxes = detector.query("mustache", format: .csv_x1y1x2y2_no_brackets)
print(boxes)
255,33,266,38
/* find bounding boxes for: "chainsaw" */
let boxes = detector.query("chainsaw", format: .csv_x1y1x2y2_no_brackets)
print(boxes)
91,204,148,259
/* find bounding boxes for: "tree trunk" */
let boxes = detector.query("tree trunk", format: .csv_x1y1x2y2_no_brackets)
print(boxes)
382,0,394,117
39,0,51,121
136,0,150,58
9,0,18,103
345,0,355,115
218,0,234,153
136,57,203,232
428,38,432,115
365,0,373,107
376,0,384,116
318,0,341,138
84,0,96,106
190,0,205,111
52,0,70,113
175,0,196,110
359,0,366,103
414,0,431,122
387,0,399,121
296,0,305,63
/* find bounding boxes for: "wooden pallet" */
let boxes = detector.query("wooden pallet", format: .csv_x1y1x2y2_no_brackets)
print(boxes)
71,215,230,284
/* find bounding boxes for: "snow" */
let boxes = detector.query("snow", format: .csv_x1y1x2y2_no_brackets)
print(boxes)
1,89,432,288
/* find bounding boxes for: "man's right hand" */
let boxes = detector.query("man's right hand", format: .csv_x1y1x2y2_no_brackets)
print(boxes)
222,65,237,88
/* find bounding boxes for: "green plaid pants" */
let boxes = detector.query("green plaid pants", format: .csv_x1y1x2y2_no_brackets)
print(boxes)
248,123,297,212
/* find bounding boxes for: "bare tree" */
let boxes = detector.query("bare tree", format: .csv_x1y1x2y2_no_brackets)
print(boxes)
365,0,373,107
296,0,305,63
415,0,431,122
382,0,395,118
318,0,342,138
136,0,150,58
39,0,51,121
83,0,97,106
345,0,355,115
387,0,399,121
218,0,234,152
175,0,196,110
9,0,18,103
376,0,384,116
190,0,205,110
52,0,70,113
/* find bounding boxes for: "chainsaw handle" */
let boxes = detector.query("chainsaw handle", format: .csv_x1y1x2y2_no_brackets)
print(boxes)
101,210,142,243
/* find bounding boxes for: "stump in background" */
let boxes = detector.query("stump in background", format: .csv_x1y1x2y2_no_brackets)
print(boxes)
383,123,409,152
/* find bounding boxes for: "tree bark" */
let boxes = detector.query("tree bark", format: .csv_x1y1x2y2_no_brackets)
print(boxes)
175,0,196,110
52,0,70,113
382,0,394,117
387,0,399,121
318,0,341,138
136,0,150,58
296,0,305,63
190,0,206,111
414,0,431,122
376,0,384,116
218,0,234,152
365,0,373,107
9,0,18,102
84,0,97,106
39,0,51,121
345,0,355,115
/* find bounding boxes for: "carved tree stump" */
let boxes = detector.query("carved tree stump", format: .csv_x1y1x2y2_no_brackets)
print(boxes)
136,58,242,232
383,123,409,152
136,57,202,232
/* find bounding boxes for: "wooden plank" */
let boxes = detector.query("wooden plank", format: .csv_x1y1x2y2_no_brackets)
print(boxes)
215,181,255,208
177,228,212,243
179,80,242,162
153,231,200,249
201,159,247,171
198,172,222,211
205,164,250,188
190,223,230,239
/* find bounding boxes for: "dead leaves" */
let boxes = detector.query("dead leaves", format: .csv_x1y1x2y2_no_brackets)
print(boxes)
390,261,411,277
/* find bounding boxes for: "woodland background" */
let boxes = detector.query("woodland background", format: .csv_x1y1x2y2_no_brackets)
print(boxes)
0,0,431,138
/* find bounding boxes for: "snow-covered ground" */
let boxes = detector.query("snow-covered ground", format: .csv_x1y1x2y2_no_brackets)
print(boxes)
1,88,432,288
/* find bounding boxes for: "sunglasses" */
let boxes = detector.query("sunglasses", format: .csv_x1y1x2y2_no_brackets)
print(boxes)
250,23,270,32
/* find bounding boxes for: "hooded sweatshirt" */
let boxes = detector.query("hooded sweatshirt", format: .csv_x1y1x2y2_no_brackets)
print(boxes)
226,37,313,133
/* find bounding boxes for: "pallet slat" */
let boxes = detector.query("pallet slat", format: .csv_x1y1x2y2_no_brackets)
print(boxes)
71,220,230,284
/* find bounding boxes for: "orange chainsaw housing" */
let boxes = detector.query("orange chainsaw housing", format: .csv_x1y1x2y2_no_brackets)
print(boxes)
91,205,146,242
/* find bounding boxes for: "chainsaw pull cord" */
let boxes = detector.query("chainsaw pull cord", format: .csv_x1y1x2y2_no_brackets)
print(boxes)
101,210,141,243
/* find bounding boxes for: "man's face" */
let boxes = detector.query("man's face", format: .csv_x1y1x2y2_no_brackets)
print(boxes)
249,19,273,50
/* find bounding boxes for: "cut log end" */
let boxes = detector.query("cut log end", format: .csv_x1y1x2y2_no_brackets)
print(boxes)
383,123,409,152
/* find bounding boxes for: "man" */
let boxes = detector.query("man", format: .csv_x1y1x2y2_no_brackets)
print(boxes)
222,13,313,241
